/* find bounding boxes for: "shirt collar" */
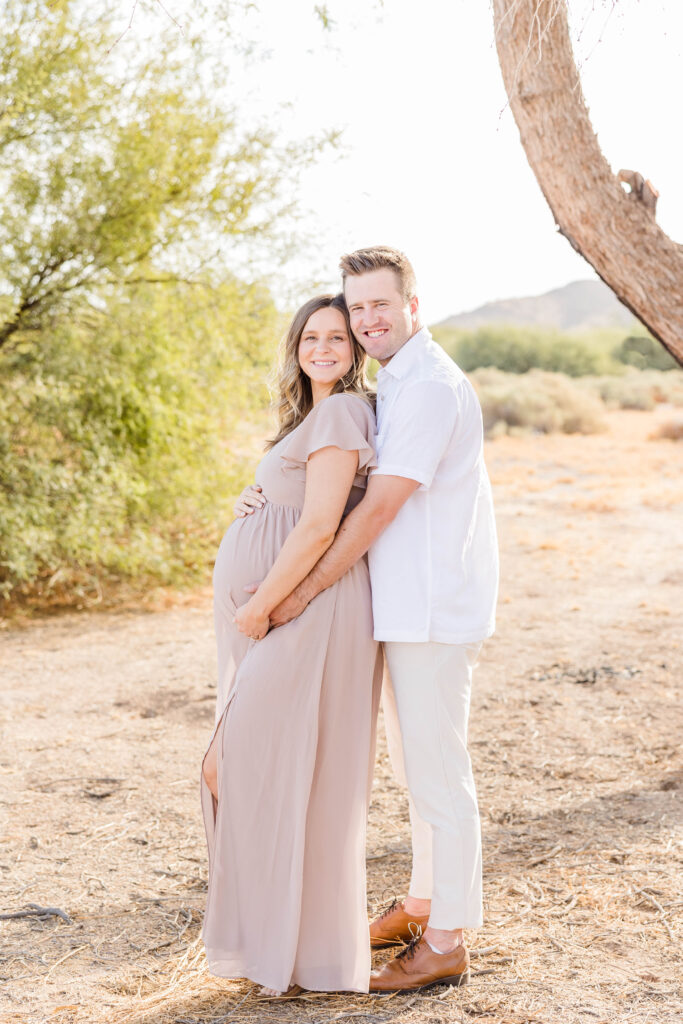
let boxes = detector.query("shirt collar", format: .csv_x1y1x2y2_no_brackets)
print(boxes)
377,325,431,382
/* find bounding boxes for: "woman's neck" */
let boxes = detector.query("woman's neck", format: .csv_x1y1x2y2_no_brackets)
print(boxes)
311,381,336,406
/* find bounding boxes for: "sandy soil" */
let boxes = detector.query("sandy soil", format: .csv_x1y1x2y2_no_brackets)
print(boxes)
1,407,682,1024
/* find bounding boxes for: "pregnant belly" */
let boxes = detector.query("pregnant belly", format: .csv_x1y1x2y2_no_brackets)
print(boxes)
213,502,299,611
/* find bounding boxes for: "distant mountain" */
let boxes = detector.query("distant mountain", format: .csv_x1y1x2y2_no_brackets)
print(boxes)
436,280,635,333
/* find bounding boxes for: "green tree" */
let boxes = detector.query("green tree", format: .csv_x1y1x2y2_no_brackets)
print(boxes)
0,0,317,604
0,0,311,349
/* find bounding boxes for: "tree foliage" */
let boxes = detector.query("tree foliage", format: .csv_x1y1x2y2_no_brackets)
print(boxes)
0,0,313,603
0,0,306,348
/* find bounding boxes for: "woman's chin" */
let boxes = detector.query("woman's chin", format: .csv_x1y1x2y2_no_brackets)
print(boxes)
307,374,345,388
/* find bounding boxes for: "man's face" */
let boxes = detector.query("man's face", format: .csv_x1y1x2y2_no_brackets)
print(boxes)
344,268,419,365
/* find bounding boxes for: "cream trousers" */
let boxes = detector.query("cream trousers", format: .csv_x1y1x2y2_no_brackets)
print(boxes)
382,640,483,930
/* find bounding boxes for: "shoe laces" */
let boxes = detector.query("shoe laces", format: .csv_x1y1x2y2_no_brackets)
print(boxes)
396,923,423,962
376,897,401,921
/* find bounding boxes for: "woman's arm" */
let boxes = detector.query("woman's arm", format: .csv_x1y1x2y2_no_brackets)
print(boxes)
233,444,359,637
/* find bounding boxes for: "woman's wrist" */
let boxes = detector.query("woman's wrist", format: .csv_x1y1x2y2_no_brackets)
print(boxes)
248,592,272,620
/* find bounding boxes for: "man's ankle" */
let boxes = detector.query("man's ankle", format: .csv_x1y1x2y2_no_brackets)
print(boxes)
423,925,465,953
404,895,431,916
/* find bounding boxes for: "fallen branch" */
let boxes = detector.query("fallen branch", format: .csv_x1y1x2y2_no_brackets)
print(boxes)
0,903,72,924
528,842,563,867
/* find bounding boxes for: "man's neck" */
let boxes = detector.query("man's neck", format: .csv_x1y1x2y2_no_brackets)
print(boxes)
378,323,424,368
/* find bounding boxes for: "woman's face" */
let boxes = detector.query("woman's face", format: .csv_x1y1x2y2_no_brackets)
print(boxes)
298,307,354,390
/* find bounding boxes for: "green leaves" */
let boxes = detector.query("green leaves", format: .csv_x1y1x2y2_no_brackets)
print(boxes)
0,278,281,599
0,0,305,602
0,1,312,351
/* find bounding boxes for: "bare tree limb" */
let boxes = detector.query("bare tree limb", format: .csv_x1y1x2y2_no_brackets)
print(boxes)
492,0,683,363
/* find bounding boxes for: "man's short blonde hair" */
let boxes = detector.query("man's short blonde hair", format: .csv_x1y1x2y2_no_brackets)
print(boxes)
340,246,417,303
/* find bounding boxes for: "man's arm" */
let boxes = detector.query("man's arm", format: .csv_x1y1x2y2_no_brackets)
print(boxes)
268,473,419,626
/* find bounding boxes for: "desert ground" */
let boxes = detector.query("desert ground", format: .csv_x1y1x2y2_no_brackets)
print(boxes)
1,406,682,1024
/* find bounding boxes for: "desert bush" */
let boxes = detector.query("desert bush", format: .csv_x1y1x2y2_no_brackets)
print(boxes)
581,370,683,410
434,325,619,376
614,335,678,371
469,368,607,437
651,420,683,441
433,323,681,379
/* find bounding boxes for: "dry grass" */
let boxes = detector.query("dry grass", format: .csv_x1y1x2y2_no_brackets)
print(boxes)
1,408,682,1024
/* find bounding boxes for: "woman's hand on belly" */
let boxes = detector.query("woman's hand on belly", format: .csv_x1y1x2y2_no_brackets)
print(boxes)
233,484,266,518
233,595,270,640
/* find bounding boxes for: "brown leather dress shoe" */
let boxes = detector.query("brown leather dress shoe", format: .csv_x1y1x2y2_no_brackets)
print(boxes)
369,935,470,993
369,898,430,949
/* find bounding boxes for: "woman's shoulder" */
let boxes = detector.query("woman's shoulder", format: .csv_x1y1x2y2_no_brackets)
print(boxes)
280,391,377,475
312,391,376,425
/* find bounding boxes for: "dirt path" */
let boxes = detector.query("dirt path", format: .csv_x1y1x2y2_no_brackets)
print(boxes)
1,409,682,1024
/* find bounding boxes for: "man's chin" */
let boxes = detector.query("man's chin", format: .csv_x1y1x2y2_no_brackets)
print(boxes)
361,339,394,361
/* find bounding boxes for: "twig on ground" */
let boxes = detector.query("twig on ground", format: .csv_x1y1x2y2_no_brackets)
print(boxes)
528,842,563,867
45,944,89,977
0,903,72,924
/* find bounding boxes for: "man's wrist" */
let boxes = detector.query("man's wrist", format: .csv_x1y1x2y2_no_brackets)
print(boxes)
298,573,320,606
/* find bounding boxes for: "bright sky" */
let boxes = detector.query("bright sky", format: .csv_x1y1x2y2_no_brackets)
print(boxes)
135,0,683,322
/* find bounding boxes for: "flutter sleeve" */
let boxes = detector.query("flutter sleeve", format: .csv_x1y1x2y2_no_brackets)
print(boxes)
280,393,377,487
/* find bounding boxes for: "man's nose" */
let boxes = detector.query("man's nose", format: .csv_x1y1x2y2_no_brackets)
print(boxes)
358,309,380,328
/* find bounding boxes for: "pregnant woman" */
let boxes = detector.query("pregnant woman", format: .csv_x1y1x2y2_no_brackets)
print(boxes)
200,294,383,996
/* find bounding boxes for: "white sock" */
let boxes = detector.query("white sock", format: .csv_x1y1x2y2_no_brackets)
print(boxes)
427,941,447,954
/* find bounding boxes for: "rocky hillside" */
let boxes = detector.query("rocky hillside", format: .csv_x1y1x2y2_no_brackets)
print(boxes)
437,279,635,332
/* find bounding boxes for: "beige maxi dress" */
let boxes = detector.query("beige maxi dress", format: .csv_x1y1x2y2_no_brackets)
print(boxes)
201,393,383,994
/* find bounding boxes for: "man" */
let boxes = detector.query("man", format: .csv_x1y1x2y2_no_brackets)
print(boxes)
262,246,499,991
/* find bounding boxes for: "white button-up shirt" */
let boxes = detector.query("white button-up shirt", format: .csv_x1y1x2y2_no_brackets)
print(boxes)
368,326,499,644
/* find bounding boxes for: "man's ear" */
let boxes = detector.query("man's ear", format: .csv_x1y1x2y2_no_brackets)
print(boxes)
410,295,419,322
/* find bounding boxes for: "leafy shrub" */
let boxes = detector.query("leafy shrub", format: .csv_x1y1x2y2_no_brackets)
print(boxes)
0,281,281,602
614,335,678,371
469,368,607,436
434,324,680,378
434,325,618,377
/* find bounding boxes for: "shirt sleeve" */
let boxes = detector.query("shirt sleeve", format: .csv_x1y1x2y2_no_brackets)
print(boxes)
280,393,377,484
373,380,458,489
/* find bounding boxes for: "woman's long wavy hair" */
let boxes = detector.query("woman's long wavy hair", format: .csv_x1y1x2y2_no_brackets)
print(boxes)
266,294,374,450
